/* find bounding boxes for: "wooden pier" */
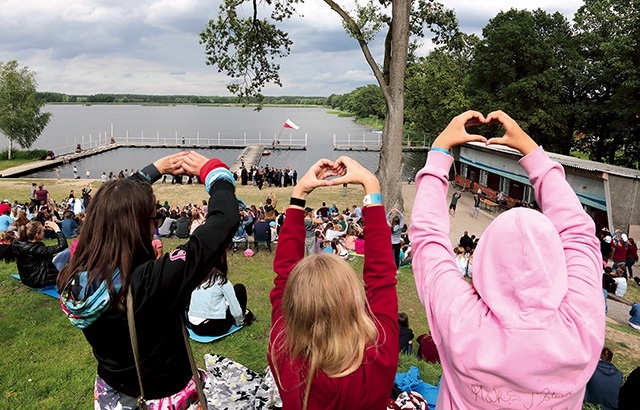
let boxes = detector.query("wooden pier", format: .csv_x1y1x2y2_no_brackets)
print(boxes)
0,143,280,178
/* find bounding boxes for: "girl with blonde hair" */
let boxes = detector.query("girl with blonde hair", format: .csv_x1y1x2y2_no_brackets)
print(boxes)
269,157,398,409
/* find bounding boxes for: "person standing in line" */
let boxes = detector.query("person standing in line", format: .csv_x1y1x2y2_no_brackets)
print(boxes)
387,208,405,270
626,237,638,278
410,111,605,409
101,172,107,184
472,193,480,219
303,207,321,256
448,191,461,217
73,165,78,179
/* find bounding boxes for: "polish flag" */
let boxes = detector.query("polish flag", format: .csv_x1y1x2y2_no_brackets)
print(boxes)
283,119,299,130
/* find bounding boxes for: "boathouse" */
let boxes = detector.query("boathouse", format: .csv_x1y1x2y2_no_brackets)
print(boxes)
451,142,640,235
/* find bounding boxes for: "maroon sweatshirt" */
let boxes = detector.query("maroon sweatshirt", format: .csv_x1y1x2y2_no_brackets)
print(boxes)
269,205,398,409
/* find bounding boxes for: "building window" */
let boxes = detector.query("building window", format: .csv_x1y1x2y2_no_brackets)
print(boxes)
460,163,468,178
480,170,488,186
523,185,534,204
499,177,510,195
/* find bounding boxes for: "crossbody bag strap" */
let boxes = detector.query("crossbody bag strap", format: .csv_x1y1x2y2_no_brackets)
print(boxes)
126,286,148,410
181,315,207,408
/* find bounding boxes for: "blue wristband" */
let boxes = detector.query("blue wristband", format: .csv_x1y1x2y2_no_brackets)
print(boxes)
205,168,235,194
363,192,383,207
430,147,450,155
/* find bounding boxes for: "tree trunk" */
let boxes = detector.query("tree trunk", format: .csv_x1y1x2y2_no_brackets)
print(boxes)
7,139,12,160
376,0,410,212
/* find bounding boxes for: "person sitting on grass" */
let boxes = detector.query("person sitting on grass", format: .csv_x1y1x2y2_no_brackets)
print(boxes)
12,220,69,288
398,312,414,354
630,302,640,331
268,156,398,410
187,261,255,337
584,347,623,410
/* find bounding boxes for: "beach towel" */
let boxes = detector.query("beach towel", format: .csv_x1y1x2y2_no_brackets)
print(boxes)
11,274,60,299
187,325,242,343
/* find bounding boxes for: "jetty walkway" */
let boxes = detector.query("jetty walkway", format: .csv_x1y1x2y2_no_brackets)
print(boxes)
0,143,277,178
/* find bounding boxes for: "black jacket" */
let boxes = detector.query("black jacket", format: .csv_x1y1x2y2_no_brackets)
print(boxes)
12,231,67,288
74,164,239,399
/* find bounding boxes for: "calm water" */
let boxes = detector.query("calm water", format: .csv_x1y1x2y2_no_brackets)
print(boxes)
9,105,426,179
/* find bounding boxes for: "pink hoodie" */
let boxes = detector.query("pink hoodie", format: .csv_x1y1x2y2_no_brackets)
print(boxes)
409,147,605,409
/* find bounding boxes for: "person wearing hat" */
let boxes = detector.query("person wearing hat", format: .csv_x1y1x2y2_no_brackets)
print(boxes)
304,207,321,256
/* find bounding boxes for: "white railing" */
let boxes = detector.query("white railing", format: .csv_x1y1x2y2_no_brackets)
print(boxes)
51,131,308,157
332,133,429,150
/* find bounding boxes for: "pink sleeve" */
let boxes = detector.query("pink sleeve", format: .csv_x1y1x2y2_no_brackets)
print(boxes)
409,152,480,345
519,147,605,320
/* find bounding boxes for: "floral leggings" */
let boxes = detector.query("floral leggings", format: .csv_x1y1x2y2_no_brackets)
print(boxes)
94,371,207,410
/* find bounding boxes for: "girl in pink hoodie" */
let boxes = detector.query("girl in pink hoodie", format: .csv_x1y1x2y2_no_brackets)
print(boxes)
410,111,605,409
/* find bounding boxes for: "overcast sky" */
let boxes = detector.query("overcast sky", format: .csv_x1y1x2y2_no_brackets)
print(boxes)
0,0,584,97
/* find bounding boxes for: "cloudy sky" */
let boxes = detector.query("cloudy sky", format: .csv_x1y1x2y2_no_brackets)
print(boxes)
0,0,584,97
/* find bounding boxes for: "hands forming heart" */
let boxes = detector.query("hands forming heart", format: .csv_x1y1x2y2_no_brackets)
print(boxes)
432,110,538,157
291,156,381,200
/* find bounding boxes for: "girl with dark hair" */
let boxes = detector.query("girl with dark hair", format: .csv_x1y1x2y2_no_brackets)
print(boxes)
57,151,239,409
187,262,254,337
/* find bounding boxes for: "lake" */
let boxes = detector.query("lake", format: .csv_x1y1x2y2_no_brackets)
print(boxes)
5,105,426,179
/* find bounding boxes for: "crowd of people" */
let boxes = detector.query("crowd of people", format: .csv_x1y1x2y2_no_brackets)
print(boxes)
2,111,640,409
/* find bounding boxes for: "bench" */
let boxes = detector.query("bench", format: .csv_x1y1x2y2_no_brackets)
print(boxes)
480,198,498,213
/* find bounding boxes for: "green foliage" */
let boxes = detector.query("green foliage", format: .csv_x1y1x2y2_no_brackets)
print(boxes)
572,0,640,168
466,9,579,155
200,0,297,107
0,148,48,160
340,84,386,120
405,49,471,141
0,60,52,158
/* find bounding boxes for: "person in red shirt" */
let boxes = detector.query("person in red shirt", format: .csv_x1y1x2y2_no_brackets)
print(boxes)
268,157,398,410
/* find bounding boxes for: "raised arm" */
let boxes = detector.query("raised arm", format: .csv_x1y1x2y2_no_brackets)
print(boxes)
409,112,488,343
270,159,338,323
486,111,604,317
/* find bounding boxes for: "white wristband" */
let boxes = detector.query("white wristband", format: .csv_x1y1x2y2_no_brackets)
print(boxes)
363,193,382,207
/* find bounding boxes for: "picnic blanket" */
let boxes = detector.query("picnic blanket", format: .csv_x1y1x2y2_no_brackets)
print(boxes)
204,354,281,409
11,274,60,299
187,325,243,343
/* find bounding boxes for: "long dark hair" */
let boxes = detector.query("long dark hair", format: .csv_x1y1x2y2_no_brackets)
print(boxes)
57,179,156,310
199,253,229,289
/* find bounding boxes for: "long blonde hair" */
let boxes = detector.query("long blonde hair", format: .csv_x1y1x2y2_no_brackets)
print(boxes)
272,253,378,409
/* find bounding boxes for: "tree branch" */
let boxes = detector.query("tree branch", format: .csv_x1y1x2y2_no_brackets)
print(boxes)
323,0,392,102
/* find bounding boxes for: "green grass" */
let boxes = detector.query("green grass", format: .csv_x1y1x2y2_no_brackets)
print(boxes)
1,178,639,409
0,159,35,171
0,234,431,409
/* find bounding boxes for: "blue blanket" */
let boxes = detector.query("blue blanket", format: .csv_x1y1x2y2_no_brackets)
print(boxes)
11,274,60,299
187,325,242,343
395,366,440,410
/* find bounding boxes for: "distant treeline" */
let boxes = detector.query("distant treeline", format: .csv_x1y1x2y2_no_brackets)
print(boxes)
36,92,329,106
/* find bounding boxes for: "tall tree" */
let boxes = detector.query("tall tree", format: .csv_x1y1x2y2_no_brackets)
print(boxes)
200,0,459,211
572,0,640,168
466,9,579,155
0,60,51,160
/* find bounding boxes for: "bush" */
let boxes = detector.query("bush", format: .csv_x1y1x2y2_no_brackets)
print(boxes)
0,148,49,160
